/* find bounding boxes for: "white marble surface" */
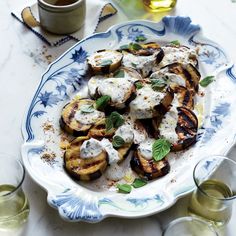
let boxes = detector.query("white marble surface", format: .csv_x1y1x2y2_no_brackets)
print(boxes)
0,0,236,235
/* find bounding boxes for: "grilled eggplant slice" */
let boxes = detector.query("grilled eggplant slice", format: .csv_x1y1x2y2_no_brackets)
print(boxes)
162,62,200,94
156,45,198,69
130,150,170,180
87,49,123,74
174,86,194,110
122,42,162,56
88,118,115,139
122,47,164,77
60,98,105,136
158,106,198,151
129,84,174,119
64,136,108,181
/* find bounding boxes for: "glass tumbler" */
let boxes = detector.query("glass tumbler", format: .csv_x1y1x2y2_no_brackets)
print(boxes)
162,216,218,236
0,155,30,230
188,155,236,227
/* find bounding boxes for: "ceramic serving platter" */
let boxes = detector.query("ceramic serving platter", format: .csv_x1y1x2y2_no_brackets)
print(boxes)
21,16,236,222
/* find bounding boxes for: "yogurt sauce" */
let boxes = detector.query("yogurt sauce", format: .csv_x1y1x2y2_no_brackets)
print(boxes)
155,46,197,69
129,85,165,119
122,52,158,77
98,77,133,104
159,96,179,143
138,138,155,160
74,105,104,125
80,138,103,159
114,124,134,143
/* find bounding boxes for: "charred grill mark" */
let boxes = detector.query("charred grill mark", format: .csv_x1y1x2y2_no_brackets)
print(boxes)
68,103,78,123
183,68,195,90
182,90,191,107
156,48,164,64
177,107,198,130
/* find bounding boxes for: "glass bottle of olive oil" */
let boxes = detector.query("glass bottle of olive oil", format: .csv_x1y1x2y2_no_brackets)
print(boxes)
188,179,233,227
0,185,30,230
143,0,177,12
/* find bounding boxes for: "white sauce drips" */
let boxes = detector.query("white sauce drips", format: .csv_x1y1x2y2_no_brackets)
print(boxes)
80,138,103,159
114,124,134,143
129,85,165,119
74,105,104,125
159,96,179,143
138,138,155,160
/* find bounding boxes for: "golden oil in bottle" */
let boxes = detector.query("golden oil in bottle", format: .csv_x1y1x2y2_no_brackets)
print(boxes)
143,0,177,12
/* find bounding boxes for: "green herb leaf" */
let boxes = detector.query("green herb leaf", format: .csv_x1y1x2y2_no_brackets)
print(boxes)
105,111,124,132
80,105,94,113
120,44,129,50
110,111,125,128
135,35,147,42
117,184,132,193
199,76,215,87
105,117,113,132
112,135,125,148
96,95,111,110
135,81,143,89
170,40,180,46
100,59,113,66
132,178,147,188
151,78,167,91
152,139,171,161
131,62,137,68
129,43,142,51
114,70,125,78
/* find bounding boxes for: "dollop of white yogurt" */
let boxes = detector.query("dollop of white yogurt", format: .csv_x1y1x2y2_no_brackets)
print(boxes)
80,138,103,159
114,124,134,143
75,105,104,125
138,138,155,160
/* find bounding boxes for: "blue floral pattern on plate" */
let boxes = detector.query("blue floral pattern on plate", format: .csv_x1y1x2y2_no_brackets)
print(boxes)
21,16,236,222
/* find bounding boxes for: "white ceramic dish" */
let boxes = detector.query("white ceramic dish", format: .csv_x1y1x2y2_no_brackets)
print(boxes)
21,16,236,222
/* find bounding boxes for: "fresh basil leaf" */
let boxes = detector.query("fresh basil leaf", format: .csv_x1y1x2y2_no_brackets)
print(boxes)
131,62,137,68
80,105,94,113
105,117,113,132
96,95,111,110
199,76,214,87
110,111,125,128
112,135,125,148
151,79,167,91
120,44,129,50
132,178,147,188
100,59,113,66
135,35,147,42
114,70,125,78
129,43,142,51
135,81,143,89
117,184,132,193
105,111,124,132
152,139,171,161
170,40,180,46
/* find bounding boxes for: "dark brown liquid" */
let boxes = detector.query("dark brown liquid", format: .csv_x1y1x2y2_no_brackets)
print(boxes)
54,0,77,6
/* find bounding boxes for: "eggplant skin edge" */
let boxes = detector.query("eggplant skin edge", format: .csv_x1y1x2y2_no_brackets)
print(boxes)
130,151,170,180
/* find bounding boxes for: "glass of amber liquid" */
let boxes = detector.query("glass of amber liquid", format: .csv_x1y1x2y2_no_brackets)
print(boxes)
143,0,177,12
0,155,30,231
162,216,218,236
188,155,236,227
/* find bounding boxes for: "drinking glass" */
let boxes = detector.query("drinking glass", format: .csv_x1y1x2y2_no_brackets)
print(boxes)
0,155,30,230
188,155,236,227
162,216,218,236
143,0,177,12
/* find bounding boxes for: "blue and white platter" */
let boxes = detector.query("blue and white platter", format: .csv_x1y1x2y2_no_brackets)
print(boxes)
21,16,236,222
